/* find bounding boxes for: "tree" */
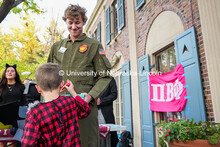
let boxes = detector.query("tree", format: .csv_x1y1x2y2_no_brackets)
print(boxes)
0,0,44,23
0,14,65,81
43,17,65,52
9,15,47,63
0,29,16,60
0,15,48,80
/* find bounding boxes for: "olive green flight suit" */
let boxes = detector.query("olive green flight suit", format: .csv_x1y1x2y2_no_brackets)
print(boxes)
47,34,111,147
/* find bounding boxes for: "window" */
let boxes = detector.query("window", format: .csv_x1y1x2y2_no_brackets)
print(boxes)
90,23,101,42
135,0,145,10
105,0,125,44
156,46,177,73
112,0,118,38
113,71,123,127
112,0,125,38
97,21,101,42
117,0,125,31
105,6,111,44
155,45,181,121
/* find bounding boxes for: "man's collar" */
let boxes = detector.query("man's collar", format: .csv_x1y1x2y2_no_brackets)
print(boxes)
66,33,87,42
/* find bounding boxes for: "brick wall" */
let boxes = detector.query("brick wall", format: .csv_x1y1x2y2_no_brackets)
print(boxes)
102,0,130,62
133,0,213,121
90,0,213,121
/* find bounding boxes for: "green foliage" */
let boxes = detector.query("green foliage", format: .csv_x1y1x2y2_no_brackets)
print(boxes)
0,11,65,83
11,0,45,14
157,118,220,147
0,14,50,82
8,15,49,64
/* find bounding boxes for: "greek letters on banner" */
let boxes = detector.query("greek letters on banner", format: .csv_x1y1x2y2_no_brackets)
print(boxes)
149,64,187,112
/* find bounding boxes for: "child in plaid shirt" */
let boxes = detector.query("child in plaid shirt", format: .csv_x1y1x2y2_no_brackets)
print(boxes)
21,63,91,147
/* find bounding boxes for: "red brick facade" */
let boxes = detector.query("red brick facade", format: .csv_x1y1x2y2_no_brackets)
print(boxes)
134,0,213,121
89,0,213,121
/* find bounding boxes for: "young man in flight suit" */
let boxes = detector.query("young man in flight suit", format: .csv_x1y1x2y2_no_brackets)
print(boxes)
47,4,111,147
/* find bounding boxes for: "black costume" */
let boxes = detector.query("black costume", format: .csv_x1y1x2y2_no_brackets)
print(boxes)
98,77,118,147
0,83,25,126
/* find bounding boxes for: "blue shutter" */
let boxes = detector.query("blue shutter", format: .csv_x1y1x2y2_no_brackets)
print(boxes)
97,21,101,42
105,6,111,45
174,26,206,122
138,55,155,147
122,61,133,137
117,0,125,31
136,0,145,10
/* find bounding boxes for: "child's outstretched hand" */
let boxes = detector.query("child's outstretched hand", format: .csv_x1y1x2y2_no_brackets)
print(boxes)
64,80,73,90
64,80,77,98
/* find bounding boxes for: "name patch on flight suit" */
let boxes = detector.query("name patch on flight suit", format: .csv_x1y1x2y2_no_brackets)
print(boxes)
58,47,67,53
79,44,88,53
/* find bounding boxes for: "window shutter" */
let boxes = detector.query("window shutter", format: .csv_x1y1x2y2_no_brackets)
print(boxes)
117,0,125,31
97,21,101,42
122,61,133,137
138,55,155,147
105,6,111,45
136,0,145,10
174,26,206,122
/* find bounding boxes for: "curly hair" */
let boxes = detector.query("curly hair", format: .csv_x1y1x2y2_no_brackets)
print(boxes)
62,4,88,23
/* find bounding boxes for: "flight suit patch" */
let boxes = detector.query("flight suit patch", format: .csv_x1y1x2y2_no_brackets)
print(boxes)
99,49,106,55
79,44,88,53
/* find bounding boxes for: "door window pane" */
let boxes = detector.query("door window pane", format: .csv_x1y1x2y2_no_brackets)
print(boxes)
168,49,176,71
155,45,180,121
114,71,123,126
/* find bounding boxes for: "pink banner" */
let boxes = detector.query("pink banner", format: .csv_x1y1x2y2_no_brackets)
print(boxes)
149,64,187,112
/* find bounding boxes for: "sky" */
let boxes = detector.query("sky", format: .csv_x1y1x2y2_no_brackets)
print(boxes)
1,0,97,37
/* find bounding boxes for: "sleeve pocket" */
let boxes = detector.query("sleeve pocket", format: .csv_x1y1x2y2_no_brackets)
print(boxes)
100,55,112,69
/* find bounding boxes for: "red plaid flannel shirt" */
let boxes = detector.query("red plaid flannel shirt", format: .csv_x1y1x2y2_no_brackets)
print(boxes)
21,95,91,147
